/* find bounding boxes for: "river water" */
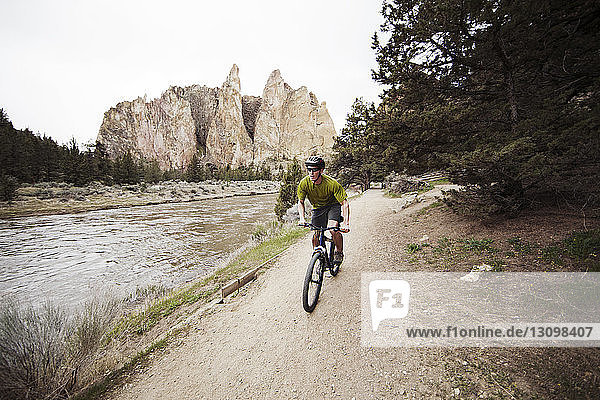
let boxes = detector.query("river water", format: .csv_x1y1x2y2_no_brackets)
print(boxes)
0,194,277,310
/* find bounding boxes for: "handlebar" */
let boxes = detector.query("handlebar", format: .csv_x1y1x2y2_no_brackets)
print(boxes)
298,222,348,233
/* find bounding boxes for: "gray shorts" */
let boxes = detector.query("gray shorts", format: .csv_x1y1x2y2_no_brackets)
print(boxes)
311,203,342,228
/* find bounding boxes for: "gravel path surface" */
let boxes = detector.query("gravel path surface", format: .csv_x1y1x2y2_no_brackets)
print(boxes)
110,187,600,399
111,189,454,399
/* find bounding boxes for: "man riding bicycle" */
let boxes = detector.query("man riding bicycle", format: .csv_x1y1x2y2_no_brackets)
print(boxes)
298,156,350,264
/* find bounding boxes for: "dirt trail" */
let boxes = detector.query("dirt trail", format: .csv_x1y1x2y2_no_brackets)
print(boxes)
108,189,500,399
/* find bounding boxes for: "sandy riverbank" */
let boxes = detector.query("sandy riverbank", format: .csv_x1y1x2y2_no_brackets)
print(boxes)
0,180,280,219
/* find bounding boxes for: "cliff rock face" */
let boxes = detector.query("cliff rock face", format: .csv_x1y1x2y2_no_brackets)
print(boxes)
204,65,254,167
241,95,262,140
183,85,219,150
253,70,335,162
97,65,336,169
97,88,198,170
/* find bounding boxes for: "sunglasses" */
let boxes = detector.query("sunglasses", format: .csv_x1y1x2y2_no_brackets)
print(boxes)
308,168,321,173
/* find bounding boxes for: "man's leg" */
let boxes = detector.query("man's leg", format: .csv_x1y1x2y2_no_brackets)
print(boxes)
328,219,343,254
311,206,328,248
327,203,343,259
324,203,343,263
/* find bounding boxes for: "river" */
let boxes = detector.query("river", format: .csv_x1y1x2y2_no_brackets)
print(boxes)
0,193,277,310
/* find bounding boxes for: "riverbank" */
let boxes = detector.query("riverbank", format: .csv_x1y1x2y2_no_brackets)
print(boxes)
0,217,307,400
0,180,280,219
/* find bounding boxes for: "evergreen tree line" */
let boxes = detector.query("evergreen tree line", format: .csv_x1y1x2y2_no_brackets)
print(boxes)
185,155,273,183
331,0,599,215
0,109,274,201
1,111,107,188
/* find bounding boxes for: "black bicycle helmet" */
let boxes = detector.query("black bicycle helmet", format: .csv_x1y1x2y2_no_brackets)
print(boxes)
305,156,325,170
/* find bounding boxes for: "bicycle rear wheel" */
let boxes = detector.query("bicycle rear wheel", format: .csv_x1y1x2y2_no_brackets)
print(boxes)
302,253,324,312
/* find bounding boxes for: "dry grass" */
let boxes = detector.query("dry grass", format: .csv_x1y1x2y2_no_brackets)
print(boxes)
0,298,120,400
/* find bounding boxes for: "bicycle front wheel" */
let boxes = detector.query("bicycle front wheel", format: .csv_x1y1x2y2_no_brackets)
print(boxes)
302,252,324,312
329,241,339,277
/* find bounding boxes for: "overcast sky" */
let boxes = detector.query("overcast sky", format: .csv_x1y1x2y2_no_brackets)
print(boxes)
1,0,385,146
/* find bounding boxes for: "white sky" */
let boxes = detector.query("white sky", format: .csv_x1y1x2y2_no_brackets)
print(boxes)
0,0,384,147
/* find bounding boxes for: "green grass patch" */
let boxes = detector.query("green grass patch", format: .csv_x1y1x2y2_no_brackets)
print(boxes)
227,224,305,271
486,257,506,272
416,179,450,194
507,236,533,254
406,243,422,253
414,226,598,273
457,238,497,253
536,229,600,271
435,237,452,251
105,285,217,341
540,245,562,265
423,236,502,271
564,229,600,271
417,183,434,194
564,229,600,260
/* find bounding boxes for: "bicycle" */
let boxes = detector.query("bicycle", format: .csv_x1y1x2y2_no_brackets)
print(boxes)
299,223,345,312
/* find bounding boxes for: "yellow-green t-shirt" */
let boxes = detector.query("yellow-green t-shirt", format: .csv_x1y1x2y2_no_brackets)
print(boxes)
297,174,347,209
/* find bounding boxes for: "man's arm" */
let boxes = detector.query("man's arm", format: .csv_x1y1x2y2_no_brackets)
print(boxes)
298,199,306,225
340,198,350,232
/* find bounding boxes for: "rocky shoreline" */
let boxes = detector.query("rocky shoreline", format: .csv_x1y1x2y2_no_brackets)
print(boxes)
0,180,280,219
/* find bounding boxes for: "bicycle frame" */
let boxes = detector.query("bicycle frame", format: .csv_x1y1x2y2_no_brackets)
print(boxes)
303,224,339,270
300,223,344,312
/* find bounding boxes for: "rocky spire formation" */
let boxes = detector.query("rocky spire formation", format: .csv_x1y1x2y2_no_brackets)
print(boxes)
204,65,253,167
97,65,336,169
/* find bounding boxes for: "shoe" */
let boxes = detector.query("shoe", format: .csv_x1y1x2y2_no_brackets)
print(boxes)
334,251,344,264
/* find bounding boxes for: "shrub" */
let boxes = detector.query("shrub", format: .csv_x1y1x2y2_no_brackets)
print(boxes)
0,298,120,399
274,160,303,220
0,174,19,202
564,229,600,262
251,220,283,242
0,300,75,399
457,238,496,253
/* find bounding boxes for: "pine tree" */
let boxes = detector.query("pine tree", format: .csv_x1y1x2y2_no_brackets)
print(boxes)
0,174,18,202
371,0,600,213
274,160,303,220
113,151,140,184
331,98,386,190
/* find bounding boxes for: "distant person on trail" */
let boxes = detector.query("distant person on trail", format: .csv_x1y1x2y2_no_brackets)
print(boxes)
297,156,350,264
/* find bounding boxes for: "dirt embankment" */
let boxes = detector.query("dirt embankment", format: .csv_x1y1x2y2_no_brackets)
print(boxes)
0,180,279,219
105,187,599,399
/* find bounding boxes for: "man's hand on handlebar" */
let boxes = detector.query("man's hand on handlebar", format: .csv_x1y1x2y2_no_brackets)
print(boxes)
339,223,350,233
